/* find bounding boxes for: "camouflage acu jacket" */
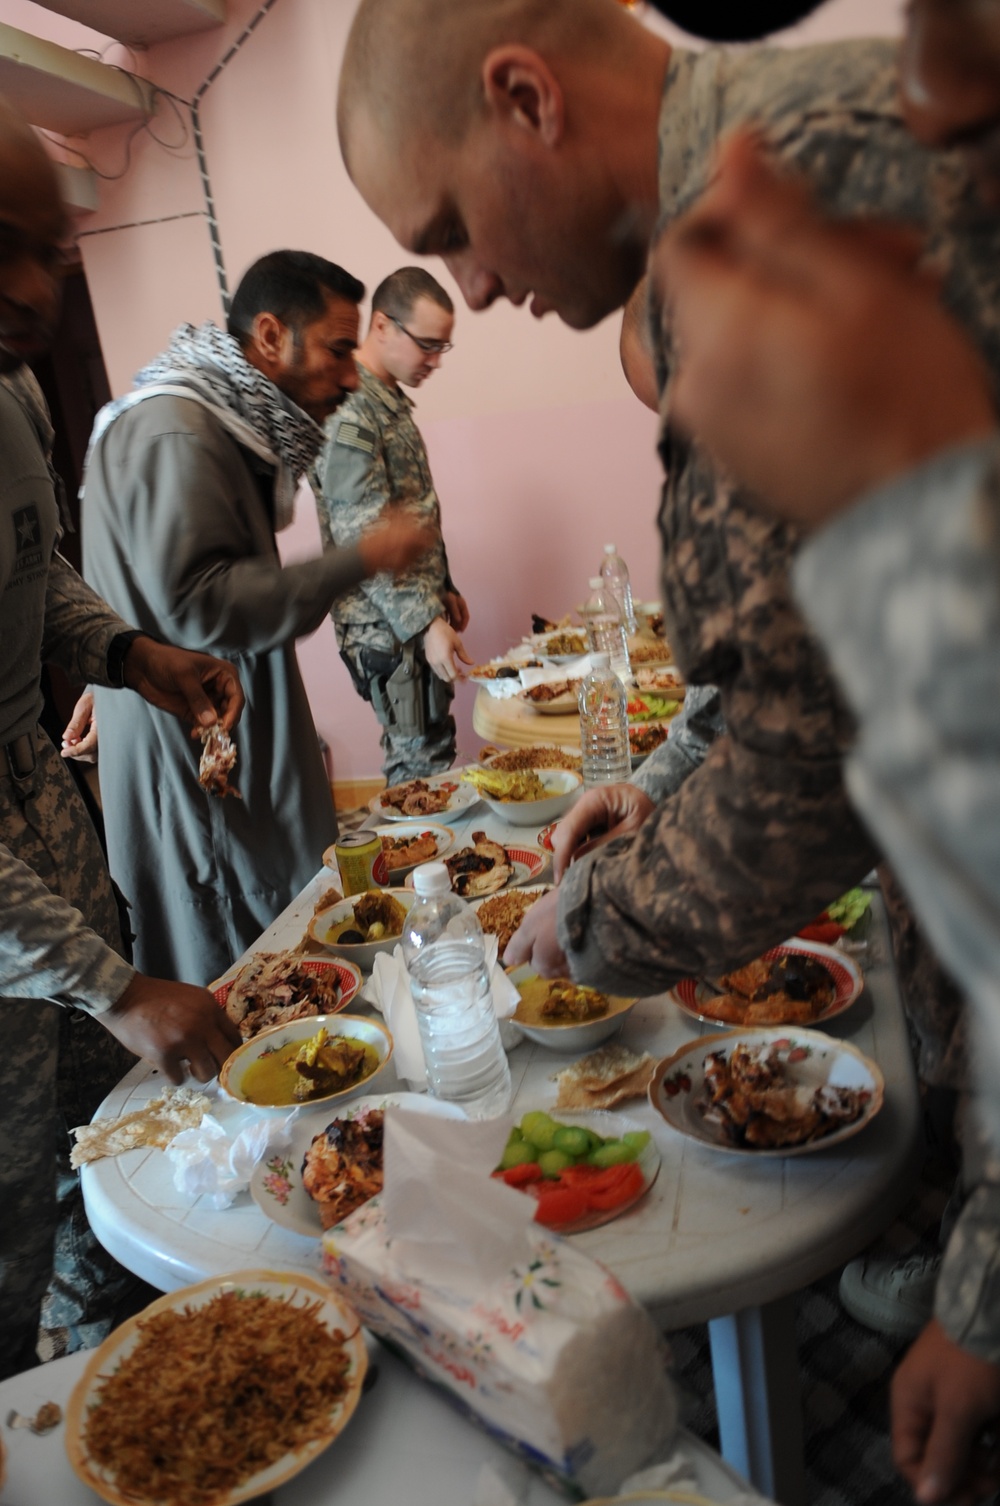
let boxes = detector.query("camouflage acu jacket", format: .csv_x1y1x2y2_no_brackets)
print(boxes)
558,38,1000,996
313,364,454,646
797,438,1000,1359
0,378,134,1011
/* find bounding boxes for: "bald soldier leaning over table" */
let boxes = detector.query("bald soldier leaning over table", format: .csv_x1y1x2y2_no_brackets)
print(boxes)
339,12,1000,1497
338,1,1000,995
0,97,246,1380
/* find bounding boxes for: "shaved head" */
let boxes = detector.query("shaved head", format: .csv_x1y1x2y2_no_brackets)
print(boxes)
0,95,67,370
339,0,638,167
338,0,669,331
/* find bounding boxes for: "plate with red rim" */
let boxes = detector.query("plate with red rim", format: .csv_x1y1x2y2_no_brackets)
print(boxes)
649,1027,884,1157
404,840,547,894
495,1107,660,1234
668,938,863,1030
212,957,362,1021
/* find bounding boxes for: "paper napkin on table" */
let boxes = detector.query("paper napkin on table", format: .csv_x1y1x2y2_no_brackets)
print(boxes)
361,938,519,1091
166,1112,293,1209
382,1105,530,1293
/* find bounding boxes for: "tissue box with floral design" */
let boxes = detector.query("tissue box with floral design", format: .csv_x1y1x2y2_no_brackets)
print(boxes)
322,1200,675,1496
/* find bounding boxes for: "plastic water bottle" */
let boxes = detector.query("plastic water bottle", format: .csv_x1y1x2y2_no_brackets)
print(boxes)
583,576,631,682
579,651,631,787
402,862,512,1119
600,543,636,634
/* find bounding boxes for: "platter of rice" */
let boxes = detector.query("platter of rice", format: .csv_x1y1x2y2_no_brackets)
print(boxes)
65,1270,367,1506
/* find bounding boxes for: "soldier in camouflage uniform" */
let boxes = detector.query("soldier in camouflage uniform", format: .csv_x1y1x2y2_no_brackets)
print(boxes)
314,267,470,787
339,9,1000,1491
636,0,1000,1493
0,101,242,1379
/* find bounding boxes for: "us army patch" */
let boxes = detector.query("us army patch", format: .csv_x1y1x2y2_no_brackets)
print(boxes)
336,421,376,455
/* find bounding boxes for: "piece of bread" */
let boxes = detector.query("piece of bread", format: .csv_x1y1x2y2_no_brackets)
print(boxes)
70,1086,209,1168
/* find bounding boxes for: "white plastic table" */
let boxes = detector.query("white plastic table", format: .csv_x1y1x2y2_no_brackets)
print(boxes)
0,1346,752,1506
82,802,920,1506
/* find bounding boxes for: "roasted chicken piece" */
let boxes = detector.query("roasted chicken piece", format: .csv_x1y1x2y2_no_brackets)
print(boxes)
198,724,240,799
445,831,512,897
539,982,609,1021
352,889,407,940
301,1110,385,1229
293,1028,368,1101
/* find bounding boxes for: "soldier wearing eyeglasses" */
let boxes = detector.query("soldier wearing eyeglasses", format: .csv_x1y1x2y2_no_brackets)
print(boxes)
313,266,471,785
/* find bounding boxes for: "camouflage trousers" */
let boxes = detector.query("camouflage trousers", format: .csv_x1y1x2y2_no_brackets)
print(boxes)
880,863,970,1093
339,624,456,786
0,730,138,1380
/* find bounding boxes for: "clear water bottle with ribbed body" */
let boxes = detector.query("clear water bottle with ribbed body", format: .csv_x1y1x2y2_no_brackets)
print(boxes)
402,862,512,1119
600,543,636,634
579,651,631,788
583,577,631,682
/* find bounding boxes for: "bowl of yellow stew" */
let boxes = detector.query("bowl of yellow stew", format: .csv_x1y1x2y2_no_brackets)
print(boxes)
219,1014,393,1113
308,889,417,971
507,965,638,1052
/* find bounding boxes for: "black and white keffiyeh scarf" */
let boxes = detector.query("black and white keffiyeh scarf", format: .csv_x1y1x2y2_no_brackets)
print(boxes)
86,321,324,530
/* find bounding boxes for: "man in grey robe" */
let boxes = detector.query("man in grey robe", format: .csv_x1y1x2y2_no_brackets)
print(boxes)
83,252,432,985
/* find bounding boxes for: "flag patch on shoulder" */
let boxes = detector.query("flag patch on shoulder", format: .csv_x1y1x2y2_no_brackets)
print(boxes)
336,422,376,454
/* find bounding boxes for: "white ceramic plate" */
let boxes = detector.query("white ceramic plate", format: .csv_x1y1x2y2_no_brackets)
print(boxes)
669,938,864,1030
523,690,581,717
65,1270,367,1506
369,775,481,823
251,1093,466,1238
501,1107,659,1234
405,840,547,894
649,1027,884,1157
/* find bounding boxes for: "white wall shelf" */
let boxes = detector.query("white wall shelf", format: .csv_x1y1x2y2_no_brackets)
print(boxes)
0,21,154,134
26,0,225,48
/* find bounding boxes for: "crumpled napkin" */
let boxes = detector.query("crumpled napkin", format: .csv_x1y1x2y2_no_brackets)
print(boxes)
166,1112,294,1209
362,938,519,1090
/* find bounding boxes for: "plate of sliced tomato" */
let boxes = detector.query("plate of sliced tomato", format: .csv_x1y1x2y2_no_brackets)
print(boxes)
492,1108,660,1234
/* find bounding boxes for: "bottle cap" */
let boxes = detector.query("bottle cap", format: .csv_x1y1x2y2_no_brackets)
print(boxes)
590,651,611,669
604,543,617,554
588,577,603,589
412,861,452,897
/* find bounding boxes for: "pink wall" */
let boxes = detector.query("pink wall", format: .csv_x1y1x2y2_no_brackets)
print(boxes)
21,0,901,780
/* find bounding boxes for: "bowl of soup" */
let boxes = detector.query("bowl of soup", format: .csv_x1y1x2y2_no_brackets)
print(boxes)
507,966,637,1051
219,1014,393,1112
308,889,417,971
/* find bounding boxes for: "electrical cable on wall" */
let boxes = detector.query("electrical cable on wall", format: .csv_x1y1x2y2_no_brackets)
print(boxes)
191,0,284,314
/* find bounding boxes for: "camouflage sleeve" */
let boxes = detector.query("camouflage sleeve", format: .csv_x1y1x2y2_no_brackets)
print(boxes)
0,839,135,1011
556,730,879,995
42,551,132,687
935,1099,1000,1363
793,438,1000,1079
316,406,445,642
631,684,724,802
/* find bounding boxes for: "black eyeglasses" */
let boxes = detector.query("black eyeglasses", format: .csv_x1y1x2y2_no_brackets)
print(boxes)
386,313,453,355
